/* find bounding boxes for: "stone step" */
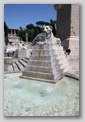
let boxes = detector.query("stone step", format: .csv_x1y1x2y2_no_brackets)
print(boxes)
21,58,28,63
31,50,66,61
15,61,24,70
22,71,54,80
32,50,50,55
32,49,50,51
20,75,56,83
12,63,19,71
26,65,53,73
31,55,51,60
25,57,29,60
32,44,49,49
27,60,51,67
18,60,27,67
15,62,21,70
11,63,15,71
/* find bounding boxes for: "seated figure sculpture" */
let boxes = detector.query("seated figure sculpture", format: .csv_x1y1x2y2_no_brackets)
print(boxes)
43,25,61,46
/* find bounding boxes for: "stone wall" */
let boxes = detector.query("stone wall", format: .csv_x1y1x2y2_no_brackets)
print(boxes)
54,4,79,77
57,4,71,40
70,4,79,36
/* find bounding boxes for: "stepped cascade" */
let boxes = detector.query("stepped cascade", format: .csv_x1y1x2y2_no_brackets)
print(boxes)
20,36,69,83
4,57,29,72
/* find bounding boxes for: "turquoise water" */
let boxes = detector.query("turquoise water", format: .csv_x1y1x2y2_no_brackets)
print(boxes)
4,73,79,116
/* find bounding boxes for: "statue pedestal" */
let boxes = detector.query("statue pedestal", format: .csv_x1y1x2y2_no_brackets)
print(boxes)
20,40,69,83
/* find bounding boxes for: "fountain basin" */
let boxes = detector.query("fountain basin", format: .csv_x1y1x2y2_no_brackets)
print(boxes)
4,73,79,116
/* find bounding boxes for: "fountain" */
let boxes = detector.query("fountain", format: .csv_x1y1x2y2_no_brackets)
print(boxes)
20,30,69,83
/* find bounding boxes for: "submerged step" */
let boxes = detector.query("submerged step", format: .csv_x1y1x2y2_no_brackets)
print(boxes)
25,65,52,73
20,76,56,83
22,71,54,80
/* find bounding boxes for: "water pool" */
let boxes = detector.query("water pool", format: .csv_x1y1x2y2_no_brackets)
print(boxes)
4,73,79,116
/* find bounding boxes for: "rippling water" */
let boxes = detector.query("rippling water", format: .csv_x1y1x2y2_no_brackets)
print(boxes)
4,73,79,116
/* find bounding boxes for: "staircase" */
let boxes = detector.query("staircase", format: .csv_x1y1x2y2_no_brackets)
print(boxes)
20,39,69,83
4,57,29,72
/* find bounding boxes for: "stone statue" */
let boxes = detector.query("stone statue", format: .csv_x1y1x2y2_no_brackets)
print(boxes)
43,25,61,46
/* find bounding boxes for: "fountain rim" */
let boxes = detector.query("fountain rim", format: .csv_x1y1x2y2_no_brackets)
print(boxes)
4,71,79,80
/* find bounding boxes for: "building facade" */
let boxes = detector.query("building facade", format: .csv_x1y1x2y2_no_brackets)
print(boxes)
8,28,20,44
54,4,79,77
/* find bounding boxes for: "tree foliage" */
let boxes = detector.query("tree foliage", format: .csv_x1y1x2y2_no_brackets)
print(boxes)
36,21,50,28
4,21,9,36
17,19,57,42
50,19,57,36
4,21,9,45
17,28,26,41
26,24,34,29
26,29,34,42
4,18,57,44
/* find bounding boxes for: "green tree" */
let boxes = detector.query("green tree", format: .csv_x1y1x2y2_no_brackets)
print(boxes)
50,19,57,36
4,21,9,45
19,27,23,30
26,24,34,30
26,29,34,42
33,26,42,38
17,29,26,41
36,21,47,28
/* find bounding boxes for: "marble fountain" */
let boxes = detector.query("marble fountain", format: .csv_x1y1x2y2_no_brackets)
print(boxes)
4,32,79,116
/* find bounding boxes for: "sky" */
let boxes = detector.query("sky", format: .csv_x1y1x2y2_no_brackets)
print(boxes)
4,4,57,29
